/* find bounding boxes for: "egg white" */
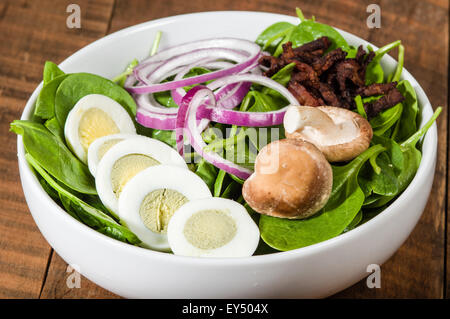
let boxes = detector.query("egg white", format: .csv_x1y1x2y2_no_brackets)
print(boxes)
95,135,188,214
64,94,136,163
167,197,260,258
118,165,212,251
87,133,137,176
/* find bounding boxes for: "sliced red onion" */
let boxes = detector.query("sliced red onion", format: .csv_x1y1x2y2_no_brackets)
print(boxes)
133,61,161,83
202,73,298,126
124,73,138,87
214,82,252,109
130,48,251,94
170,57,232,106
127,39,260,94
136,74,299,130
182,86,253,179
172,62,259,108
176,86,215,155
133,49,249,115
138,38,258,66
199,107,287,127
143,49,248,85
136,108,176,130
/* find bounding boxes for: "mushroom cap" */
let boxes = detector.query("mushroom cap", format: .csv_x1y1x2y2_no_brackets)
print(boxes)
284,106,373,162
242,139,333,219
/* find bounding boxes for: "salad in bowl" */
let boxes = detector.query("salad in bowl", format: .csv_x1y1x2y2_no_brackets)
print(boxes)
12,9,440,297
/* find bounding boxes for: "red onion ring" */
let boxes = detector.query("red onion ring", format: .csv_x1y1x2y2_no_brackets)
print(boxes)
136,74,299,130
178,86,253,179
126,38,260,94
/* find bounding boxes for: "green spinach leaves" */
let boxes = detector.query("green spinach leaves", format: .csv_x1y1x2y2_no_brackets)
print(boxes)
54,73,137,127
12,61,142,245
256,8,349,56
11,120,96,194
26,153,140,244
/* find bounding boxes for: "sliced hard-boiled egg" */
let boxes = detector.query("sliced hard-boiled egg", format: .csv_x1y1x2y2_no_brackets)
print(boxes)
95,135,188,214
167,198,260,258
118,165,212,251
64,94,136,163
87,133,137,176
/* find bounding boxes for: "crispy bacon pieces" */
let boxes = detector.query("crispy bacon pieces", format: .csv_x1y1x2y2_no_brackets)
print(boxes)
259,38,404,119
363,86,405,119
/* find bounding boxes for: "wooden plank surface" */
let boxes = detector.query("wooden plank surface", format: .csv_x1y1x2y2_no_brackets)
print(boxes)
0,0,115,299
0,0,447,299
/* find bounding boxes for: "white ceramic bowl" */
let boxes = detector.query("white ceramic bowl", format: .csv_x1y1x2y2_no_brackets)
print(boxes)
17,11,437,298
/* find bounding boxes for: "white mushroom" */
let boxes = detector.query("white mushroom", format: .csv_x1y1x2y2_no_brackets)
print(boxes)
283,105,373,162
242,138,333,219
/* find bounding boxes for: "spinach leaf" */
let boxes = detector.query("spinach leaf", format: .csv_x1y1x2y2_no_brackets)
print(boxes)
43,61,65,85
346,45,359,59
397,106,441,184
10,120,96,194
247,91,286,112
229,173,245,185
360,152,399,196
214,169,227,197
343,211,362,233
367,107,441,208
259,144,385,251
372,135,404,172
59,193,83,222
267,62,296,88
254,239,280,255
256,9,349,56
44,117,65,142
354,95,367,119
153,90,179,108
194,159,218,193
255,22,295,55
260,62,296,101
83,194,118,221
26,153,140,244
151,129,176,148
392,80,418,142
370,102,403,136
220,180,241,200
35,74,69,119
363,193,382,206
37,174,62,204
290,20,350,53
54,73,137,128
390,44,404,83
365,40,401,85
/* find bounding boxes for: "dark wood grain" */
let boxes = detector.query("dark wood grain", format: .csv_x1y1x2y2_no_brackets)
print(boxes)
335,0,448,298
0,0,115,299
0,0,447,299
39,253,120,299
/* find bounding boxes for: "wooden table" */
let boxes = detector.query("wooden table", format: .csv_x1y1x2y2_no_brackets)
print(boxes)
0,0,448,299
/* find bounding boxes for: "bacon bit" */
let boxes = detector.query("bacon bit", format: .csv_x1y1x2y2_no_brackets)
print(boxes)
356,82,398,97
364,88,405,119
288,82,324,106
259,37,404,119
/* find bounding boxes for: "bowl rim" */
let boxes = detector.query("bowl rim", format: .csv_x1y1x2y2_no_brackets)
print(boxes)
17,10,437,266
